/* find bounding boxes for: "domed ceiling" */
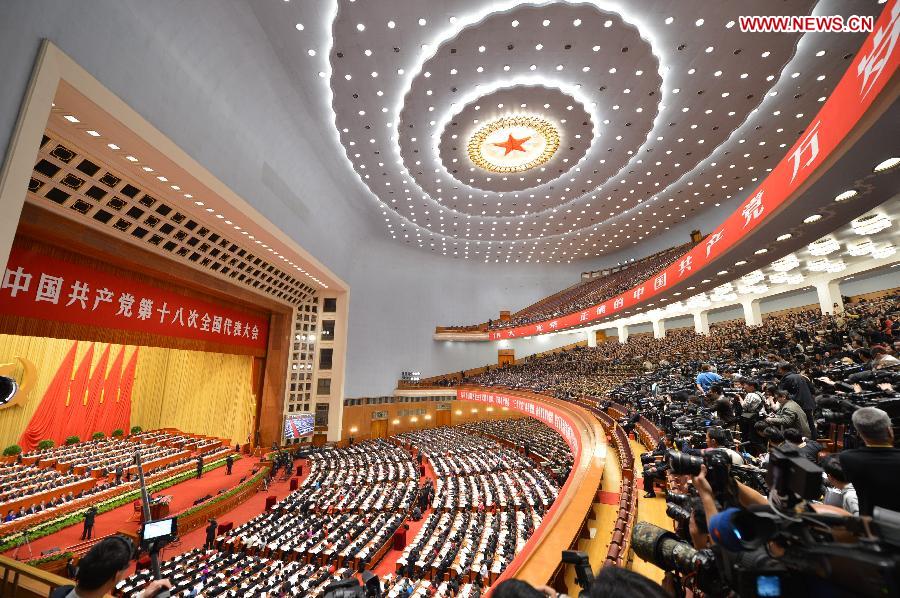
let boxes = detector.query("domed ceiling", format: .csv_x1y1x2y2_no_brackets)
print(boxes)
250,0,884,263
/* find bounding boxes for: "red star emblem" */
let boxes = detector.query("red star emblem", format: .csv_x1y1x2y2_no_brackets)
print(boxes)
492,133,530,156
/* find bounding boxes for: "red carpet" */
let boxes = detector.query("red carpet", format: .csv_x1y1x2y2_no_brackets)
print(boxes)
3,454,256,559
372,458,437,577
163,459,308,556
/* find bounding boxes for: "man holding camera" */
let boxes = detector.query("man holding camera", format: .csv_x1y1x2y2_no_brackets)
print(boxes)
776,362,816,434
764,390,811,439
839,407,900,516
641,434,675,498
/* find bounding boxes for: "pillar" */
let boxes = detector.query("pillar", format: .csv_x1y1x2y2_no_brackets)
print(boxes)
652,319,665,339
693,311,710,335
741,298,762,327
586,329,597,348
814,279,844,314
616,324,629,344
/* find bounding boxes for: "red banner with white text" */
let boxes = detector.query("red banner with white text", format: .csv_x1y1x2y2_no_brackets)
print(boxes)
490,0,899,341
0,244,269,350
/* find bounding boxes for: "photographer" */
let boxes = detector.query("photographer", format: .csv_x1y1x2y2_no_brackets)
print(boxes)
820,454,859,516
838,406,900,516
641,434,675,498
738,379,766,453
776,362,816,430
764,390,811,439
696,364,723,393
50,536,171,598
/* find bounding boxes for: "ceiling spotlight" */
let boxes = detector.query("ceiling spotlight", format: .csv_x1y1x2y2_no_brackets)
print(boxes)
803,214,822,224
664,16,674,24
107,143,119,150
695,18,704,26
418,18,426,26
776,233,792,241
834,189,858,202
542,19,551,26
851,213,892,235
63,115,79,122
307,49,316,56
754,248,768,255
295,23,304,31
387,20,395,28
808,237,840,256
873,157,900,172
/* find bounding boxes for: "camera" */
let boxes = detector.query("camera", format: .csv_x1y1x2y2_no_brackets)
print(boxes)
668,449,736,504
139,516,178,551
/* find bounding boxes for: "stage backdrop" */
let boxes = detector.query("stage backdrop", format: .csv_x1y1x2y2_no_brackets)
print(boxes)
0,334,255,450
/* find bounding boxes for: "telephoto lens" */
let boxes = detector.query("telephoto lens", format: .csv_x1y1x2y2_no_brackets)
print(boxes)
667,450,703,475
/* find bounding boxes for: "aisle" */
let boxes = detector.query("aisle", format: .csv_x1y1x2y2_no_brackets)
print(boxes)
3,454,256,559
371,458,437,577
168,459,306,555
628,439,667,583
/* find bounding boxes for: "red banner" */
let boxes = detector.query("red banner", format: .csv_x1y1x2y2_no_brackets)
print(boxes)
490,0,899,341
0,244,269,350
457,388,581,458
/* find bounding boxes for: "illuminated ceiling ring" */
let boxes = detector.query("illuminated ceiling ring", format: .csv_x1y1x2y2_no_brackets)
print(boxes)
466,116,560,174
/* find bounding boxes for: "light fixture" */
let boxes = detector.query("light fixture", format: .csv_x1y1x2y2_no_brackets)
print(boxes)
741,270,765,285
776,233,792,241
771,253,800,272
851,213,891,235
808,237,840,256
803,214,822,224
85,130,100,137
834,189,858,202
873,157,900,173
845,238,875,256
754,248,768,255
872,243,897,259
63,115,79,122
107,143,119,150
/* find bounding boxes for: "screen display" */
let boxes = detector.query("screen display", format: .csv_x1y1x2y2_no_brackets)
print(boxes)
756,575,782,597
284,413,314,440
143,518,174,541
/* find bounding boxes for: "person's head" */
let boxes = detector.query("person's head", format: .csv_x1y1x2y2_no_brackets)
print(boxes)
701,363,712,372
852,407,894,447
688,497,710,549
743,379,760,392
765,428,785,448
74,536,133,596
782,428,803,444
821,454,848,489
709,385,723,398
588,565,668,598
774,389,790,405
706,426,726,449
664,433,675,448
776,361,795,375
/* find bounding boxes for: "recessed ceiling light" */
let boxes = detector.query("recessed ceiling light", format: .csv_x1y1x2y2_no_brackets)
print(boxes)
107,143,119,150
387,20,395,28
307,49,316,56
834,189,858,201
418,18,426,26
63,115,79,122
85,130,100,137
142,166,153,172
356,23,365,31
695,18,704,26
754,248,768,255
125,155,138,162
542,19,551,26
511,19,519,27
815,50,826,57
776,233,792,241
664,16,674,24
874,157,900,172
295,23,304,31
574,18,583,27
803,214,822,224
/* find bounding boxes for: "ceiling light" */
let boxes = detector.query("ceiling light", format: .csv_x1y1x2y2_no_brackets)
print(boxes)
418,18,426,26
85,130,100,137
107,143,119,150
665,16,674,24
574,18,583,26
846,238,875,256
307,49,316,56
874,157,900,172
356,23,365,31
808,237,840,256
63,115,79,122
772,253,800,271
295,23,304,31
834,189,858,202
387,20,395,28
776,233,792,241
872,243,897,259
851,213,892,235
754,248,768,255
695,18,704,26
125,155,138,162
741,270,765,285
542,19,551,26
803,214,822,224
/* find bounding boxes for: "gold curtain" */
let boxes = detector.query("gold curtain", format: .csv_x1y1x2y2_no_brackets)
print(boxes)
0,334,255,448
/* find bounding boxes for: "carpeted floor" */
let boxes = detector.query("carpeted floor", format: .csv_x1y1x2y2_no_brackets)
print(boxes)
3,454,257,559
372,458,437,577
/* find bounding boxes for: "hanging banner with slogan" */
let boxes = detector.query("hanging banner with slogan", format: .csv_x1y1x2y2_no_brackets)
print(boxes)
489,0,899,341
0,243,269,350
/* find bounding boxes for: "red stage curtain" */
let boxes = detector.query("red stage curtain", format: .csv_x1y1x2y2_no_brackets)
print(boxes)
97,347,125,436
18,342,78,451
116,348,139,433
80,345,110,440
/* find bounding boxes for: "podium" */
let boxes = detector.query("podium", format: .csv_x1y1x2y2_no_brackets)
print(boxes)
265,495,277,511
392,528,407,550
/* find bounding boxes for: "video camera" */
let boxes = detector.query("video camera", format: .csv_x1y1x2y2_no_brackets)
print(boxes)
139,516,178,551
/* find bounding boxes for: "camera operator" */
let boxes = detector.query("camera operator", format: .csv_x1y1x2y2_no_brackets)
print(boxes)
707,385,736,425
782,428,821,463
820,454,859,516
696,363,723,394
50,537,171,598
705,426,744,465
738,379,767,453
641,434,675,498
776,362,816,433
764,389,811,439
838,406,900,516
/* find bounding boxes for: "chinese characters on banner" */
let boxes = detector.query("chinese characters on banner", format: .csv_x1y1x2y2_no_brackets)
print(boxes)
0,244,269,350
457,388,581,457
488,1,899,342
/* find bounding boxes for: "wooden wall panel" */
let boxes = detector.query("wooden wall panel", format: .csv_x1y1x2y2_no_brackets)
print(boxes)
341,400,515,441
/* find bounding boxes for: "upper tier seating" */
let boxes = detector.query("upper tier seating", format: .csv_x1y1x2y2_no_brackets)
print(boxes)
490,242,694,330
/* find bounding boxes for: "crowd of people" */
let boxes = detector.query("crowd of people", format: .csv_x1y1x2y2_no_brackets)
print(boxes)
22,437,186,478
489,242,693,330
458,418,572,479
